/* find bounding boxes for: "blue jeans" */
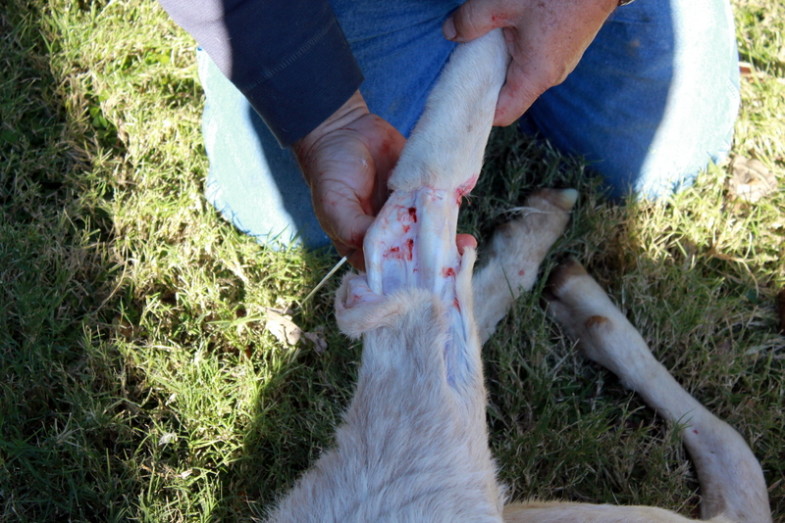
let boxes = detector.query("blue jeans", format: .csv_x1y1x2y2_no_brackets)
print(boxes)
198,0,739,249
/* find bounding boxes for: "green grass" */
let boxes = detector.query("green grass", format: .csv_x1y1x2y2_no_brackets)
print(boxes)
1,0,783,520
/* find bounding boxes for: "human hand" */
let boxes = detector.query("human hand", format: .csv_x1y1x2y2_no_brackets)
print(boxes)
294,91,406,270
443,0,617,126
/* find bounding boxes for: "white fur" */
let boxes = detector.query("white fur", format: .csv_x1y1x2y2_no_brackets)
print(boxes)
266,29,770,523
543,260,771,523
387,29,507,193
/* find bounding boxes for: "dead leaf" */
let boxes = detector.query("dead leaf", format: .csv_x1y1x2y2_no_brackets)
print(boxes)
264,307,329,352
303,329,328,353
728,157,777,203
158,432,177,446
265,307,302,346
739,61,755,76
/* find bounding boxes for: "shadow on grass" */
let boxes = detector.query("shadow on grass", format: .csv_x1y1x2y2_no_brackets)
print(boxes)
1,4,363,520
211,289,361,519
0,4,148,520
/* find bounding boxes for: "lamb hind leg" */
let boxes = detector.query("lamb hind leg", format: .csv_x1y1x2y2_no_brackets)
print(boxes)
543,259,771,523
472,188,578,345
363,29,508,408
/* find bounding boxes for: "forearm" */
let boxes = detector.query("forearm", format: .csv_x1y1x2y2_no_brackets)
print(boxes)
159,0,363,145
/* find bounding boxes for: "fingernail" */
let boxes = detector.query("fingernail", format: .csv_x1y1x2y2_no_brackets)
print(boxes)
443,18,457,41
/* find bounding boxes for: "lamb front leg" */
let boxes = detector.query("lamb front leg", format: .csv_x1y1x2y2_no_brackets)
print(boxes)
545,259,771,523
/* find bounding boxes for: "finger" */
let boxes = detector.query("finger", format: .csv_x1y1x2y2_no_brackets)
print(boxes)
372,131,406,184
444,0,511,43
367,126,406,212
363,116,406,171
347,248,366,272
331,234,365,271
456,233,478,254
331,228,367,271
493,63,546,126
332,211,374,270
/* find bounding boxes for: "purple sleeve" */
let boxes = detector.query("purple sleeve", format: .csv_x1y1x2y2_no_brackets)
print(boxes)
159,0,364,145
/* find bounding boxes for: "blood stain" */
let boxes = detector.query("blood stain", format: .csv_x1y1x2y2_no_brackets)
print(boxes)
455,174,478,205
384,246,403,260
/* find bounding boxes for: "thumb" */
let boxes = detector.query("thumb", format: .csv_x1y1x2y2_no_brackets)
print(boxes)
335,212,374,270
327,200,375,251
493,64,546,126
443,1,502,43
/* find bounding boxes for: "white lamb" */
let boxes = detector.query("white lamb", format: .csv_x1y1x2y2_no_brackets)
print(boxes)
266,30,771,523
